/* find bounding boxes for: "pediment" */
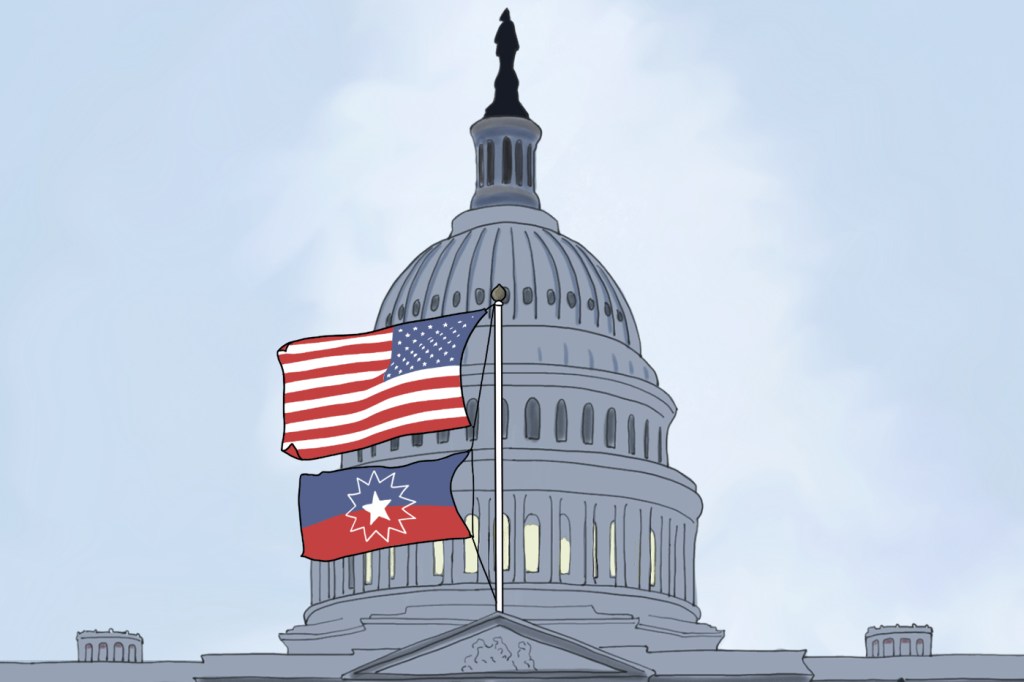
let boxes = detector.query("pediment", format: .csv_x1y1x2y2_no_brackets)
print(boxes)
344,612,649,680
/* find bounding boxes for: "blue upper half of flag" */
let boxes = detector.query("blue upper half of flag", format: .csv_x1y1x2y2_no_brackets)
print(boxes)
383,310,486,382
298,452,469,529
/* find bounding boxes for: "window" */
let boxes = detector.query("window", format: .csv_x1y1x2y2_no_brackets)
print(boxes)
503,513,510,571
900,638,911,656
466,398,478,441
525,398,541,440
486,140,495,185
370,444,377,458
464,514,479,573
477,144,484,187
502,399,509,439
398,304,405,320
412,299,421,316
114,642,124,662
475,288,486,305
627,415,635,454
390,437,399,451
559,514,571,575
643,420,650,459
453,291,461,307
515,140,524,186
592,520,598,579
431,294,440,311
411,433,423,447
522,286,533,304
649,529,657,587
657,428,663,463
555,400,568,442
916,639,924,656
347,556,355,589
605,408,616,448
433,541,445,575
527,144,534,187
609,520,617,578
524,514,540,573
389,547,395,579
883,638,894,657
582,403,594,444
128,644,137,662
99,643,108,662
85,644,93,662
546,288,556,305
567,291,577,308
364,552,373,584
437,430,449,444
872,641,879,657
502,137,512,184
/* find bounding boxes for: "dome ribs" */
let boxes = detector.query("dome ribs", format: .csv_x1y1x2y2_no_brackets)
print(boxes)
401,242,442,322
522,228,539,321
580,242,636,350
535,228,581,326
422,238,458,317
558,237,600,331
490,226,512,317
439,233,473,315
464,226,490,311
528,229,561,321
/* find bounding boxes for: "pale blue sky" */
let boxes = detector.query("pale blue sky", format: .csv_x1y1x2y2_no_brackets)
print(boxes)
1,1,1021,661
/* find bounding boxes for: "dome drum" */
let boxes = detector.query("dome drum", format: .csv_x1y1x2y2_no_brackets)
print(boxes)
470,117,542,209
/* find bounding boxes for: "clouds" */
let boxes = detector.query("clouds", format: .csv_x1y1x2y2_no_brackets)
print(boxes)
0,0,1020,662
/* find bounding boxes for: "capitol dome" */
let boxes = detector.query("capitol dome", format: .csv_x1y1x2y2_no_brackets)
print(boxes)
280,11,722,657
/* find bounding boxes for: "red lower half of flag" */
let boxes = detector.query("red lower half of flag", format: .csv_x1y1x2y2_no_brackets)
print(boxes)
301,505,471,561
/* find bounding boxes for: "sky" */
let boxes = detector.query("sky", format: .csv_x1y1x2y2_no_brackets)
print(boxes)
1,0,1022,662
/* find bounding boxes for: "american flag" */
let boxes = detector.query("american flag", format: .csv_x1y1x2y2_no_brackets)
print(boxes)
278,310,487,460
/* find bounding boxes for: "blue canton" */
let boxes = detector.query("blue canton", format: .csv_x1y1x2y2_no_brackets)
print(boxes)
384,310,486,381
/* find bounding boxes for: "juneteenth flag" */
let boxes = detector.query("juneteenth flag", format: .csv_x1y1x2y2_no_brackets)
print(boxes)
278,310,486,460
298,452,471,561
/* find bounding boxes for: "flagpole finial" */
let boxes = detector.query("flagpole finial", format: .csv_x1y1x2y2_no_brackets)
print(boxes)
491,284,508,303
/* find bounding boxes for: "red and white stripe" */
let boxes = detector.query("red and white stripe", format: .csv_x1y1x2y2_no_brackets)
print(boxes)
278,329,468,460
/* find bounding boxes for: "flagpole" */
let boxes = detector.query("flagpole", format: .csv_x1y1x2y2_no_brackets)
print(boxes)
491,284,507,613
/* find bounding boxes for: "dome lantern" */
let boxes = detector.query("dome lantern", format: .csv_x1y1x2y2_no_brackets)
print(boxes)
470,10,542,210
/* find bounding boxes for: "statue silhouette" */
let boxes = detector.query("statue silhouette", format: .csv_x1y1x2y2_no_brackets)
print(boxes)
484,9,530,119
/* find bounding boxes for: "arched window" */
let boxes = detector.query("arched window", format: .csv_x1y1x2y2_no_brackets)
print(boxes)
477,143,484,187
582,403,594,444
486,140,495,185
502,399,509,439
527,144,534,187
503,513,510,571
114,642,124,662
591,519,598,579
883,638,894,657
649,529,657,587
872,640,879,657
555,400,568,442
433,541,445,576
515,140,524,186
99,643,108,662
364,552,373,584
559,514,571,575
502,137,512,184
466,398,478,441
128,644,137,662
464,514,479,573
389,546,396,579
524,513,541,573
525,398,541,440
916,639,924,656
900,638,911,656
609,520,617,578
605,408,616,448
627,415,636,454
643,420,650,459
85,643,93,662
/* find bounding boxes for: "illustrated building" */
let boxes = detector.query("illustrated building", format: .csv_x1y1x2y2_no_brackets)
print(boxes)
2,12,1022,682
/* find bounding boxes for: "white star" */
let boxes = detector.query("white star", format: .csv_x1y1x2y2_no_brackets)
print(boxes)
362,491,392,525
